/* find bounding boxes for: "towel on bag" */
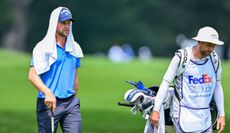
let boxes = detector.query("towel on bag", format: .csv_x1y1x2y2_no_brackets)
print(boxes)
144,105,165,133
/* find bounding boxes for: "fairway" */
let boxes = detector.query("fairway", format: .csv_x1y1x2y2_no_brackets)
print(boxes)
0,50,229,133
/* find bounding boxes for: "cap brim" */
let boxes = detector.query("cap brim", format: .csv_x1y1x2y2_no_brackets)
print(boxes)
192,37,224,45
69,18,75,22
59,18,75,22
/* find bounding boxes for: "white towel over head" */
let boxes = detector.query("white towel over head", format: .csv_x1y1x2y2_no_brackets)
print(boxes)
32,7,83,74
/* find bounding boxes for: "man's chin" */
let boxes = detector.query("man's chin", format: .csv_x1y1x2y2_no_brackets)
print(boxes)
62,33,69,37
204,52,212,57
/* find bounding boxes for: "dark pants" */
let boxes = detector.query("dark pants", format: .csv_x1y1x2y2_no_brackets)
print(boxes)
36,95,82,133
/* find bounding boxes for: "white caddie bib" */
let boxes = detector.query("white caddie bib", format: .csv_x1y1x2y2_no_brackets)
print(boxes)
178,57,216,132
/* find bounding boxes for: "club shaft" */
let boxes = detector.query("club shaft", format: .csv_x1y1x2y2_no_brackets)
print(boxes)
51,112,54,133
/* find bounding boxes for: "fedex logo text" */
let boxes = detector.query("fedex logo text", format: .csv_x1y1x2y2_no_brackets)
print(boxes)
188,74,212,84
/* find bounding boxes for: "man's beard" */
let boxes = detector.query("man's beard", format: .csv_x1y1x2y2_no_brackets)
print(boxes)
200,49,212,57
57,30,69,37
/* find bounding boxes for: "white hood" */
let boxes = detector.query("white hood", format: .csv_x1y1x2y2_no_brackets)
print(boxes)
32,7,83,74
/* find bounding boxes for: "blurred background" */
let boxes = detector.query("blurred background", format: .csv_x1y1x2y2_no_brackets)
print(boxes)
0,0,230,133
1,0,230,58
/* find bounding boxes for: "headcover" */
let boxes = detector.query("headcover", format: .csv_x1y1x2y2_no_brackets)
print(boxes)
124,89,156,103
124,88,156,119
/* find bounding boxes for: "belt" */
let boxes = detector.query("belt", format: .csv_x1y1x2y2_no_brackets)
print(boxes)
56,95,75,101
37,95,75,101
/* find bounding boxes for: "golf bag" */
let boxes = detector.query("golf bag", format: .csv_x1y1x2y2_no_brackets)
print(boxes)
118,80,218,133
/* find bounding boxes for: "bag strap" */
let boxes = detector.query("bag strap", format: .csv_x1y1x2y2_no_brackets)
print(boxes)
173,48,190,101
176,47,191,76
210,51,219,73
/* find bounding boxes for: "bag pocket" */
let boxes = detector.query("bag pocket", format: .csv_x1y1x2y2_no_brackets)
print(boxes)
179,105,211,132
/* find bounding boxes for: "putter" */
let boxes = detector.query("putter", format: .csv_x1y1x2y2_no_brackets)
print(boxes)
51,108,54,133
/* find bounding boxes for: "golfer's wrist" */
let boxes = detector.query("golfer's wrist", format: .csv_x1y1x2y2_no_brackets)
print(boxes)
43,88,52,96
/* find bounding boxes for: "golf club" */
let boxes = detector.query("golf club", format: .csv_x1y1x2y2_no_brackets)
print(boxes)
51,108,54,133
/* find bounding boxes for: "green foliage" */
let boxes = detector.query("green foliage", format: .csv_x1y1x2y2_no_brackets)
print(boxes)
0,0,13,38
1,0,230,57
24,0,230,57
0,50,230,133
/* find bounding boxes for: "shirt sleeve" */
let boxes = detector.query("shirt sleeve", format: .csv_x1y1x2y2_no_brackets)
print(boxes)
30,57,34,67
76,58,81,68
153,55,180,112
163,54,180,82
216,59,222,81
214,81,225,116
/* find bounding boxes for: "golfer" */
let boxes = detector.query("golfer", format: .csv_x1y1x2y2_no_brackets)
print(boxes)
28,7,83,133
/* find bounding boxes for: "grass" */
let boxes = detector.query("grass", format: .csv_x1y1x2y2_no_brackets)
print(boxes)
0,49,229,133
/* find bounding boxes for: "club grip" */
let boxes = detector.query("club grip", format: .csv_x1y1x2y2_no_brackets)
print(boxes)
117,102,134,107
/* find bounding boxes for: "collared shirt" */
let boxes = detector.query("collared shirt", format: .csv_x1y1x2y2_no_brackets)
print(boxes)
30,44,80,98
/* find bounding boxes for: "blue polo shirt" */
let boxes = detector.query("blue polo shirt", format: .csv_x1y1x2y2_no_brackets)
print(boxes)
31,45,81,98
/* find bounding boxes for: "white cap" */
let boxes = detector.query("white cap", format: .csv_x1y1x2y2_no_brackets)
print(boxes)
192,26,224,45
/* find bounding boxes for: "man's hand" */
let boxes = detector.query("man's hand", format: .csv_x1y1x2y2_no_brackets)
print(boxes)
44,90,56,112
150,110,160,127
28,67,57,112
217,116,225,133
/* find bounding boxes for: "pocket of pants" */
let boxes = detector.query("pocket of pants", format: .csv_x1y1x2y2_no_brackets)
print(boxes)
36,99,52,124
74,97,80,107
36,98,49,112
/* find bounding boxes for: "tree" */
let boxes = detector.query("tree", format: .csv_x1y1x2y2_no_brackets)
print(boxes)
1,0,33,51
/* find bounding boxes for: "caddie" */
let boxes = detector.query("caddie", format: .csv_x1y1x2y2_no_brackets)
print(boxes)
150,26,225,133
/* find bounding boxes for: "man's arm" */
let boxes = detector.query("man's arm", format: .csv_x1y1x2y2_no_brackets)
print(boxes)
150,55,180,126
214,81,225,116
214,59,225,133
74,69,79,96
153,55,180,111
214,81,225,133
28,67,56,112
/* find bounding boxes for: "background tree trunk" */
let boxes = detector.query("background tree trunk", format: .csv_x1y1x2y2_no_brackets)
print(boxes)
1,0,32,52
